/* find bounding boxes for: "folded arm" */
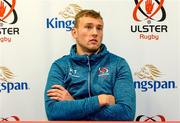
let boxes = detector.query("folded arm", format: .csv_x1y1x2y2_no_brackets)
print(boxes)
44,63,100,120
46,85,115,120
44,62,115,120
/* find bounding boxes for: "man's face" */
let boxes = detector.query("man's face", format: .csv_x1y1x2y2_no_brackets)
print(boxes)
71,16,103,55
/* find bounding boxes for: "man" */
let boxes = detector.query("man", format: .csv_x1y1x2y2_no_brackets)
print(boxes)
44,9,136,120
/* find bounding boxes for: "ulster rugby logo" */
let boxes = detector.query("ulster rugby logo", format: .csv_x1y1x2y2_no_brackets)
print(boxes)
136,115,166,122
0,0,19,43
131,0,167,41
0,0,18,24
133,0,166,22
0,116,20,121
98,67,109,77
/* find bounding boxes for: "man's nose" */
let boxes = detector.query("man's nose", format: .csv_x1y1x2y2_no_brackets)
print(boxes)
92,27,98,35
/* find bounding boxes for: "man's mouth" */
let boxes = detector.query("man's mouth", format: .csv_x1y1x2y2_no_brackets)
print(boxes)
89,39,98,43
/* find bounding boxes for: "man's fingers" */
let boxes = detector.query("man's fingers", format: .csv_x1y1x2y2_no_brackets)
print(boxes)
47,88,63,94
51,85,66,91
47,91,62,97
49,93,67,101
47,85,74,101
108,95,115,105
47,91,66,101
50,96,59,100
47,88,69,99
50,96,62,101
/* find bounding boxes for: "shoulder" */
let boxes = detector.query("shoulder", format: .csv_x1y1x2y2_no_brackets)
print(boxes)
108,52,127,63
107,52,131,71
51,55,70,69
54,55,70,64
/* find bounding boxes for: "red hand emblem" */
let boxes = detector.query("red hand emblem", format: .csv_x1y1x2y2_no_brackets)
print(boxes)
145,0,154,14
0,0,6,17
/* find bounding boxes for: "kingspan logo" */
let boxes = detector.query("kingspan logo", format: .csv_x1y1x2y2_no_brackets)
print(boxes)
0,0,20,43
0,66,30,93
46,4,82,31
134,64,177,92
131,0,168,41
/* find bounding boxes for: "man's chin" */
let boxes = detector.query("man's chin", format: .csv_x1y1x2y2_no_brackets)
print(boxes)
87,47,100,53
89,43,100,48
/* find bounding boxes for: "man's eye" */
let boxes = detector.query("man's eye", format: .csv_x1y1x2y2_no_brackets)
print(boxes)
97,27,102,30
85,26,92,29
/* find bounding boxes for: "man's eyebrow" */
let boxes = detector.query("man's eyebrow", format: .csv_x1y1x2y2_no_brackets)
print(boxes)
84,23,103,27
97,24,103,27
84,23,93,25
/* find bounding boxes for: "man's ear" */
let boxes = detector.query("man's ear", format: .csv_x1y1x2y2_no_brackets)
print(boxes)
71,28,77,39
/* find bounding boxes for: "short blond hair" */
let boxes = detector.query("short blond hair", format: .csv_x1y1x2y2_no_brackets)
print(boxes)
74,9,103,28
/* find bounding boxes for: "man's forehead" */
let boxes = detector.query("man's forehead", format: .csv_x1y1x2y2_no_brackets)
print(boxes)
79,16,103,25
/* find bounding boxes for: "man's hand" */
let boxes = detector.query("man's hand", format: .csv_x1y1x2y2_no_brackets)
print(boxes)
47,85,74,101
98,94,115,107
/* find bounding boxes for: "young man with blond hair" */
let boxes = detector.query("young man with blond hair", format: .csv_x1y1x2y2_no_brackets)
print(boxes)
44,9,136,120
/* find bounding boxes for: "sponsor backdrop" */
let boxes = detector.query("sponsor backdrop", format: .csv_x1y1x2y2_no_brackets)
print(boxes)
0,0,179,121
